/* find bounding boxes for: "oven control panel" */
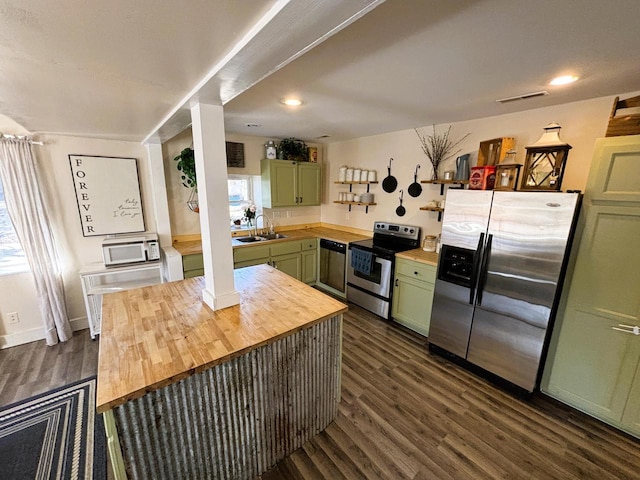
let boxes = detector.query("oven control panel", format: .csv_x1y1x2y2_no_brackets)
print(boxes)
373,221,420,241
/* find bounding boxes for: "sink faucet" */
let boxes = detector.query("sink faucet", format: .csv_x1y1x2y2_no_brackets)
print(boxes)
253,213,273,236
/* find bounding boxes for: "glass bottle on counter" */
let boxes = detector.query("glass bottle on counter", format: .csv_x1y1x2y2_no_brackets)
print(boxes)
422,235,437,252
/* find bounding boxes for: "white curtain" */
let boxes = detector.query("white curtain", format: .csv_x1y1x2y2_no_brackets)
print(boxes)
0,138,71,345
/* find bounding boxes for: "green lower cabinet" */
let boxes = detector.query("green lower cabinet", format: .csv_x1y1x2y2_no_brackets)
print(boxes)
391,258,436,337
301,250,317,284
234,257,269,269
301,238,318,284
272,252,301,280
182,253,204,279
233,239,319,284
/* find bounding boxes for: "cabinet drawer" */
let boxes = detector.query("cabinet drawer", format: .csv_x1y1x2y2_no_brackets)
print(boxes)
234,245,271,263
182,253,203,271
270,240,301,256
302,238,318,251
184,268,204,278
395,258,436,283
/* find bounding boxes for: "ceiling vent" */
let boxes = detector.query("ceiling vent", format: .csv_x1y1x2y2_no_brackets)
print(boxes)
496,91,549,104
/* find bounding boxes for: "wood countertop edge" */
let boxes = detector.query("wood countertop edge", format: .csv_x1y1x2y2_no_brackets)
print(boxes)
174,226,370,255
395,249,439,266
96,305,347,413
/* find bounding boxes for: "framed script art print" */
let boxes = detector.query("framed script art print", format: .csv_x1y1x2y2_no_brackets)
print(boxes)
69,155,145,236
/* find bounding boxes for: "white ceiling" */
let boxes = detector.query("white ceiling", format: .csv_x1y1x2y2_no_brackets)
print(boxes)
1,0,639,144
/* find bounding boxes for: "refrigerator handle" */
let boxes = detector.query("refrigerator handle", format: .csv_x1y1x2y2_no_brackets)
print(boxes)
476,233,493,306
469,233,485,304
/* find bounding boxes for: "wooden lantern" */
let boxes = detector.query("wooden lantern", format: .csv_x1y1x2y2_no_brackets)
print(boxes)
495,163,522,191
521,123,571,191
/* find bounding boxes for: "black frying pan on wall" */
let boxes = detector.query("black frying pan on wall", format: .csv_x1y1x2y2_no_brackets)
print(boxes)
382,157,398,193
408,164,422,197
396,189,406,216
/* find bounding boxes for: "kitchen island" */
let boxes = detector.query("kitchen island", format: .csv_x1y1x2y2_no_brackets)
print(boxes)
96,264,347,479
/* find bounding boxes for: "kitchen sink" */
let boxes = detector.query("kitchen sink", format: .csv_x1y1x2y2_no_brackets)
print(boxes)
259,233,288,240
236,236,265,243
235,233,288,243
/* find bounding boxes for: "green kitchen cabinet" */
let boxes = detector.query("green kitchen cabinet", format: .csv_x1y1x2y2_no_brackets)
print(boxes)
297,162,321,206
233,245,270,268
271,252,301,279
391,258,436,337
542,135,640,439
182,253,204,278
261,159,321,208
301,238,318,284
233,239,313,282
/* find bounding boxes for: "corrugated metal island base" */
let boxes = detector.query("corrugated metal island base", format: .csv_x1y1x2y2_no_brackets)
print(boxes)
96,265,347,479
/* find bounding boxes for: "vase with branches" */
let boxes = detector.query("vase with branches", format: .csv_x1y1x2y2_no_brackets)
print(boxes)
415,125,470,180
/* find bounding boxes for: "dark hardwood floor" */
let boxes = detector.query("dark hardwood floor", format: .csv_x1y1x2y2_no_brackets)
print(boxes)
263,305,640,480
0,328,99,406
1,306,638,479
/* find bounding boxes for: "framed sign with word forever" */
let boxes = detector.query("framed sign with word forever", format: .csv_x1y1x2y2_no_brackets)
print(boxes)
69,154,145,236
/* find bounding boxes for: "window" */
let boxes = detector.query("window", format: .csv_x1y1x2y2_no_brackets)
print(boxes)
228,175,261,225
0,177,29,275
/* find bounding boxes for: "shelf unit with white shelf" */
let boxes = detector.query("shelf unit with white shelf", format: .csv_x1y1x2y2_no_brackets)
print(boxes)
334,181,377,213
80,262,164,339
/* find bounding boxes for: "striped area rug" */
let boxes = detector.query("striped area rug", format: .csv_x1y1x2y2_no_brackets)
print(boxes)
0,377,106,480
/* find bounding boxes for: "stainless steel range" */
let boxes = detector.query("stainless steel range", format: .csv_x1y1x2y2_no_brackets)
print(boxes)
347,221,421,319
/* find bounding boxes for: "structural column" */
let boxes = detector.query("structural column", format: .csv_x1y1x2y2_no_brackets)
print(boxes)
190,102,240,310
145,141,184,282
144,141,172,248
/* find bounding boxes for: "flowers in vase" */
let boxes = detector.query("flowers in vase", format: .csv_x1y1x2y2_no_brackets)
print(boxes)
244,204,256,224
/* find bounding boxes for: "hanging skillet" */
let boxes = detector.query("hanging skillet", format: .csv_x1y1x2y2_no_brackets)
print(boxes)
396,189,406,216
382,157,398,193
408,164,422,197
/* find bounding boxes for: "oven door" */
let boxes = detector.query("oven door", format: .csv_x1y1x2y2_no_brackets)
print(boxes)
346,247,393,299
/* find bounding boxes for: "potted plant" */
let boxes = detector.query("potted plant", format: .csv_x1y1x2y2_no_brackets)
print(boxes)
174,147,199,212
278,138,308,162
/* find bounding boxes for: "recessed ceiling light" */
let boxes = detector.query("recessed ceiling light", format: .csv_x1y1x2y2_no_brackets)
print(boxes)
550,75,579,86
281,98,303,106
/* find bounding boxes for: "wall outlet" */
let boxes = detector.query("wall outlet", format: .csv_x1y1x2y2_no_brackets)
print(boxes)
7,312,19,324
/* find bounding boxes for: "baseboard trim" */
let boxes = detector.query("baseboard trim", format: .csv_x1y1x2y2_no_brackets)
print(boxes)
0,316,89,349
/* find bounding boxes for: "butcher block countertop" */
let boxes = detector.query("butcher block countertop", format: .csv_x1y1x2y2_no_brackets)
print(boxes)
395,248,439,266
96,264,348,413
172,225,370,256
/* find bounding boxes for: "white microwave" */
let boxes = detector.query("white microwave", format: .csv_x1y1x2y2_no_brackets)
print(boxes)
102,233,160,267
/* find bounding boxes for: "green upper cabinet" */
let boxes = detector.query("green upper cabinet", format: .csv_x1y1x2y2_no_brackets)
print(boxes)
261,159,321,208
297,162,321,206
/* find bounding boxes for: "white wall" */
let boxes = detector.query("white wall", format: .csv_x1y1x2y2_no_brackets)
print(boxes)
0,125,152,347
323,93,629,240
163,130,323,238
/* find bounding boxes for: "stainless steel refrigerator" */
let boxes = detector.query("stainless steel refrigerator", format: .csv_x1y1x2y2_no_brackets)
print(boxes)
429,189,580,393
